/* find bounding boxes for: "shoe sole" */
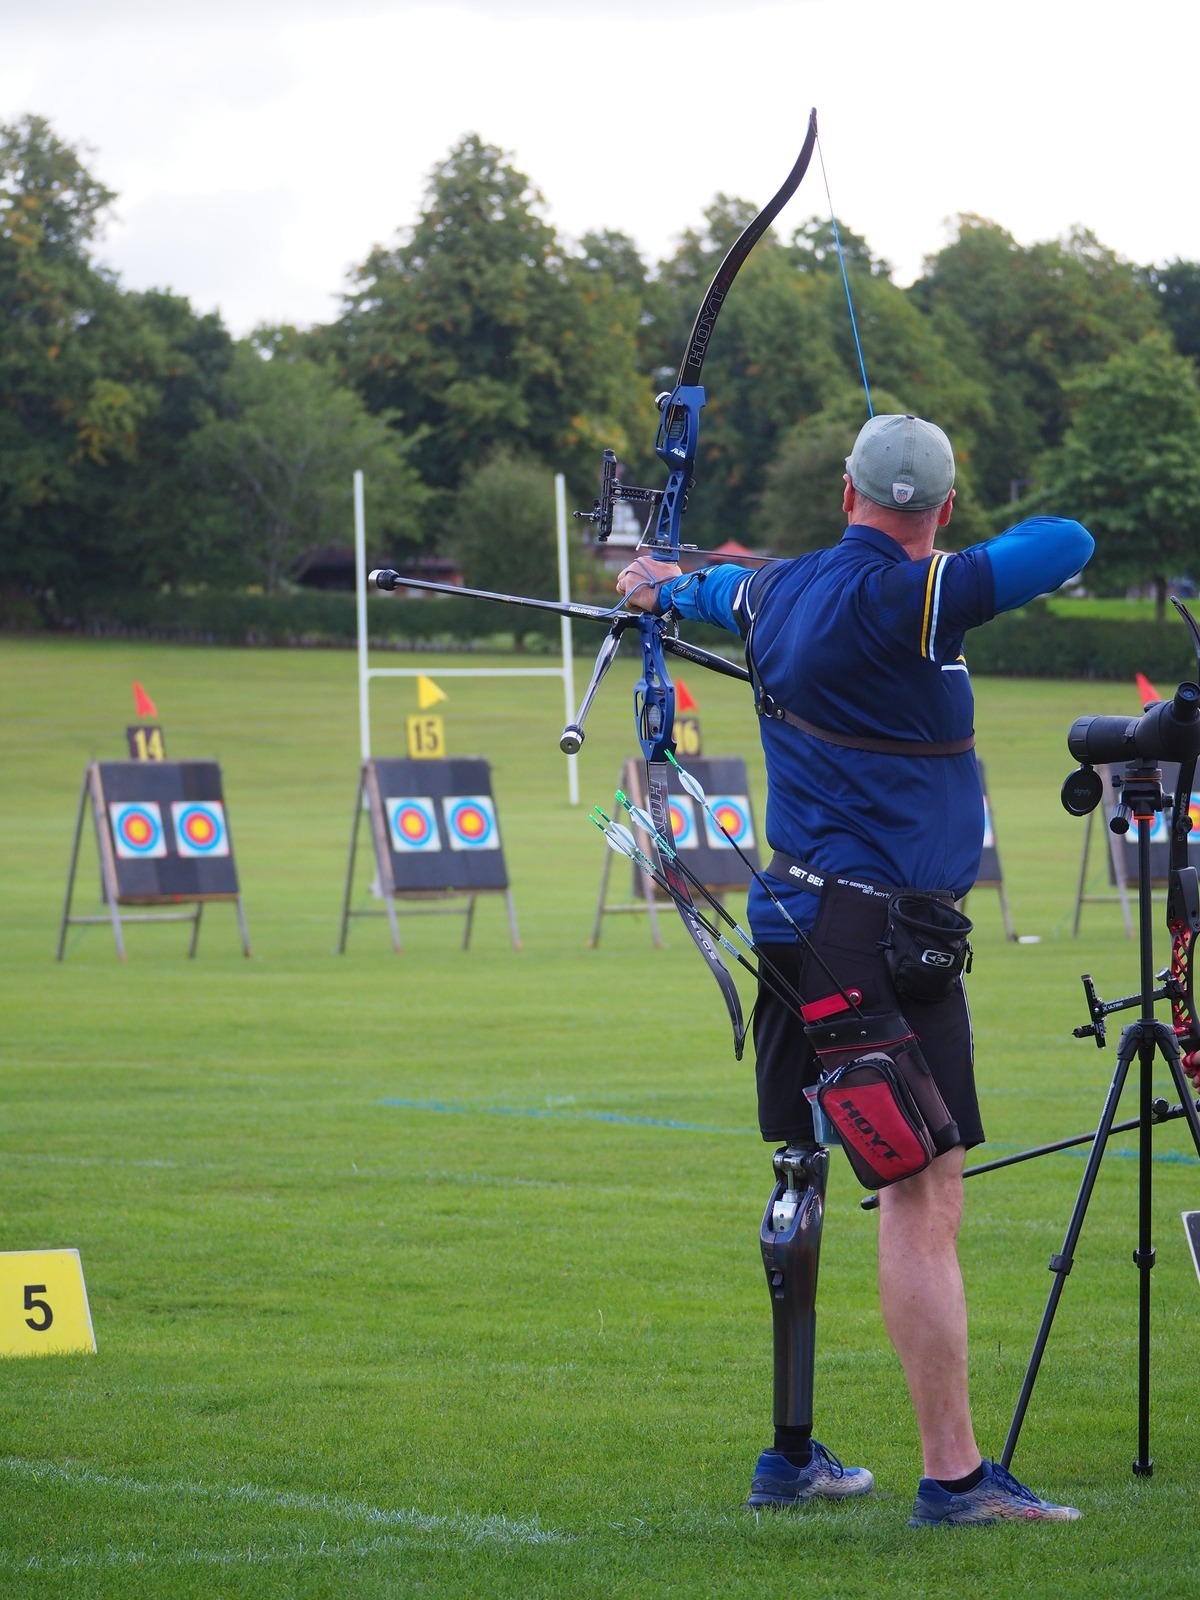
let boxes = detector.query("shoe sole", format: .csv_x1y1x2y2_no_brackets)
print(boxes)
909,1509,1080,1527
748,1482,874,1508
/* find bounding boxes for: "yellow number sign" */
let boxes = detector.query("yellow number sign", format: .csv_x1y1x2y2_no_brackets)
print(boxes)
126,725,166,761
406,714,446,759
0,1249,96,1357
675,716,702,757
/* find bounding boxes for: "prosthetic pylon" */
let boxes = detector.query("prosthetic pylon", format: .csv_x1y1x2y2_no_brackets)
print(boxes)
759,1144,828,1431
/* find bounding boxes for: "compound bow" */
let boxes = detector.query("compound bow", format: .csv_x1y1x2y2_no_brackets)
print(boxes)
373,110,820,1058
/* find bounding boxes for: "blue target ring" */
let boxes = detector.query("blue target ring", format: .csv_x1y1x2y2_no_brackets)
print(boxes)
387,797,441,853
444,796,498,850
171,801,228,857
111,801,166,858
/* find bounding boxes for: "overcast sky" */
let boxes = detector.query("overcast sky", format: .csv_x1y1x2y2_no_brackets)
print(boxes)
2,0,1195,336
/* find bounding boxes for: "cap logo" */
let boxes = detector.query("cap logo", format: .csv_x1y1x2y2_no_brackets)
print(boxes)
891,481,915,505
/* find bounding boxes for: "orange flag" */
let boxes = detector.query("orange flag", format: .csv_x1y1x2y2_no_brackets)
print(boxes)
675,678,698,714
133,682,158,719
1135,672,1161,707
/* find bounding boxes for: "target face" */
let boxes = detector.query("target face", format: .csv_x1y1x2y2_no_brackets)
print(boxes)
981,795,994,849
666,794,698,849
703,794,755,850
170,800,230,857
386,797,441,853
110,801,167,859
443,795,499,851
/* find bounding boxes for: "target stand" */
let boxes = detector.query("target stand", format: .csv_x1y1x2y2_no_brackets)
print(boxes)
57,761,250,960
1072,762,1198,937
591,757,759,948
959,761,1016,941
338,757,519,953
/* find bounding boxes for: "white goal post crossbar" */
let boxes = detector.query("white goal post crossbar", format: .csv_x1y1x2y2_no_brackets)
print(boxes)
353,470,580,805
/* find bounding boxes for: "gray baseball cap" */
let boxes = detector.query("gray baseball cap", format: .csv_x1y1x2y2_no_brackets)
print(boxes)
846,413,955,511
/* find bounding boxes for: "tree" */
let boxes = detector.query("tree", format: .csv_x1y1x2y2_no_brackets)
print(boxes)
1139,259,1200,362
912,218,1162,508
0,117,241,604
1033,333,1200,618
186,341,429,593
447,451,561,646
332,135,648,498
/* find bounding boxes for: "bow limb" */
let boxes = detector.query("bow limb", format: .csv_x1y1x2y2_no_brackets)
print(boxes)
1168,598,1200,1082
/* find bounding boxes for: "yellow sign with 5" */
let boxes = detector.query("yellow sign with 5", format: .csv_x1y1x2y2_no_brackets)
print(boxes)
0,1249,96,1357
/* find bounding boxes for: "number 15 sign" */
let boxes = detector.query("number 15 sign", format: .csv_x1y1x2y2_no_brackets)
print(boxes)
0,1249,95,1357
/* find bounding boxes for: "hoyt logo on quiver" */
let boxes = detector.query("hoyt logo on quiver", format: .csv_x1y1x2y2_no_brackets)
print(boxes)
806,1009,961,1188
817,1054,935,1189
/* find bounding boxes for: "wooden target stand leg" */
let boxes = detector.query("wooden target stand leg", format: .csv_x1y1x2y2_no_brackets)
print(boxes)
1071,777,1134,938
590,758,663,950
57,763,250,960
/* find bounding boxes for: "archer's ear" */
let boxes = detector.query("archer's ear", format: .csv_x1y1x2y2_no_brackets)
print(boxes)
842,474,855,516
936,489,956,528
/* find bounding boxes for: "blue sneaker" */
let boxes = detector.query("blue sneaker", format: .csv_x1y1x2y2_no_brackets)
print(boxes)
908,1459,1082,1526
747,1441,874,1507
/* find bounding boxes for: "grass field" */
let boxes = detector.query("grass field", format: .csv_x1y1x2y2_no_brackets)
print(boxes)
1,635,1198,1598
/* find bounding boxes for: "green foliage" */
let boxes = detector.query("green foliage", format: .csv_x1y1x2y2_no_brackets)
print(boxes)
183,339,429,592
966,598,1197,681
1139,258,1200,360
1028,333,1200,616
914,218,1162,506
333,135,650,497
447,451,563,645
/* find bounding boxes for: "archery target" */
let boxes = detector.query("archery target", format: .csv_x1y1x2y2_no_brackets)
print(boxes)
443,795,499,851
110,801,167,859
666,794,698,849
171,800,230,857
703,795,755,850
386,797,441,853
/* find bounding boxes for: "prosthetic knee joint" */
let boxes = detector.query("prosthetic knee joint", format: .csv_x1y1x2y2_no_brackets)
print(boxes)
759,1144,828,1430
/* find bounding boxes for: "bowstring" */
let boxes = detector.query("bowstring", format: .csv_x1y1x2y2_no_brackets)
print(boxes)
816,134,874,418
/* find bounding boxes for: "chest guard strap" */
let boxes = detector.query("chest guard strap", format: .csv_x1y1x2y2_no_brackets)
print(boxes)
740,564,975,758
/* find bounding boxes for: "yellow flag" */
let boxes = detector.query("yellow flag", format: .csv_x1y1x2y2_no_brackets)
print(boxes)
417,676,448,711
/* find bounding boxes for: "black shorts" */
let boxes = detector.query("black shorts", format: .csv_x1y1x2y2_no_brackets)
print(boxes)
754,877,984,1150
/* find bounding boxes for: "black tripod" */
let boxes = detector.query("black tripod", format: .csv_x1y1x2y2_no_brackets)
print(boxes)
999,760,1200,1474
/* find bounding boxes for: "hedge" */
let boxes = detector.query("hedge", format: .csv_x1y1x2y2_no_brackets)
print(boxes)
13,591,1200,683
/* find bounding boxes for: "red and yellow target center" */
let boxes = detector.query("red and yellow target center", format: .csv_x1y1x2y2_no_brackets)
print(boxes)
713,805,743,835
184,813,216,844
125,814,153,844
456,808,486,839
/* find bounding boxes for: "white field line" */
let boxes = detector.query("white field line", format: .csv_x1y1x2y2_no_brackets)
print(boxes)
0,1456,566,1551
0,1534,502,1573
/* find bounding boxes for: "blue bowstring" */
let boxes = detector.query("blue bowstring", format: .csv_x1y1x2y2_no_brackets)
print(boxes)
816,135,874,418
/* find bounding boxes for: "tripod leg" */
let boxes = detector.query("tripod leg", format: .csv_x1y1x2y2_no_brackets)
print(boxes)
1000,1026,1137,1471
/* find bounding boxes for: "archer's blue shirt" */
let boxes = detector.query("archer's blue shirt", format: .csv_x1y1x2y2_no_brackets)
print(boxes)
660,517,1093,939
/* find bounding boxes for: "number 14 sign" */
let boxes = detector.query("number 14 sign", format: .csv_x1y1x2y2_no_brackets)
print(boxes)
0,1249,95,1357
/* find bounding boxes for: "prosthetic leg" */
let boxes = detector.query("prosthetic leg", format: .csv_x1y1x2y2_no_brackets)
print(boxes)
759,1144,828,1438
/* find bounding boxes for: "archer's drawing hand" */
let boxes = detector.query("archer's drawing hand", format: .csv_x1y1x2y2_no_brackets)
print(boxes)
616,556,681,612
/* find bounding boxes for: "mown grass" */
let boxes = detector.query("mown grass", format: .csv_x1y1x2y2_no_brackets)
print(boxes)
0,636,1197,1598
